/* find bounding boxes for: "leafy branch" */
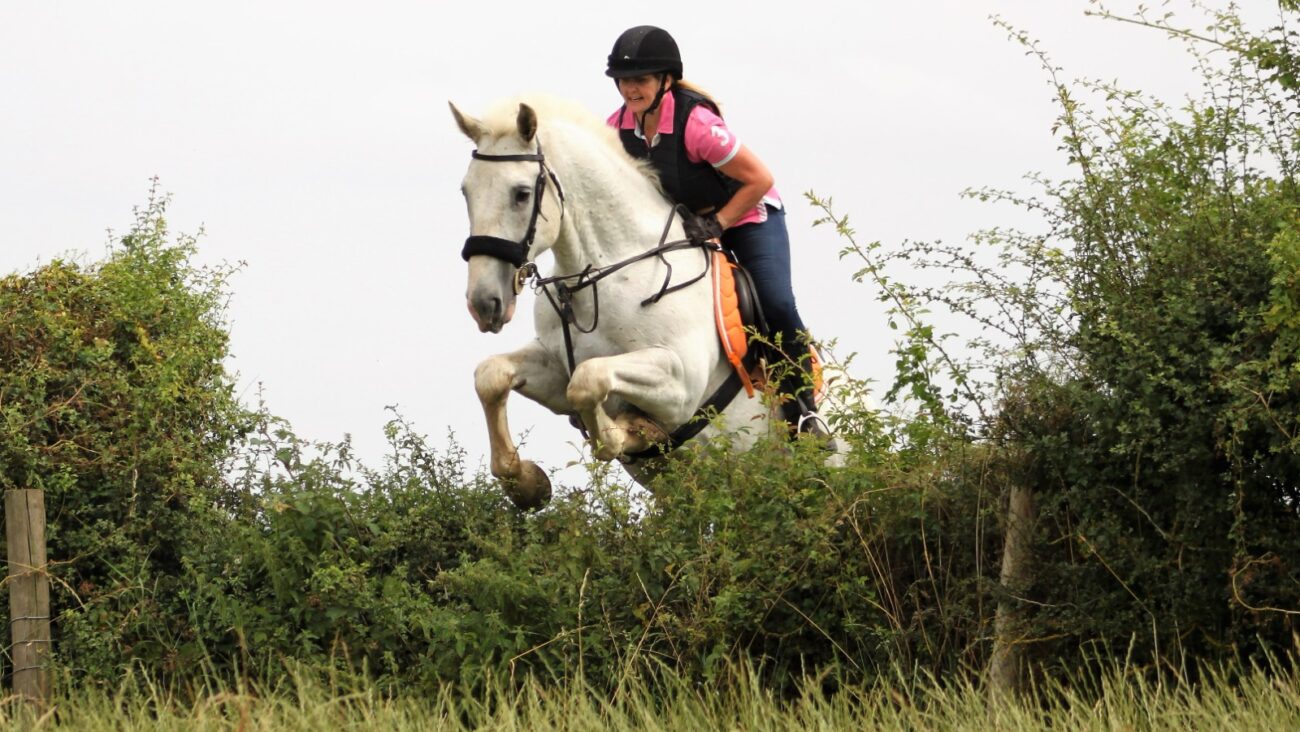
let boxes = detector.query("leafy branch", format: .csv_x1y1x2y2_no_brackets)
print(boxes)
806,192,987,431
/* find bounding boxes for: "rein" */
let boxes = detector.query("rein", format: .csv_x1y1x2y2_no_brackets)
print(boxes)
527,204,717,376
522,204,732,457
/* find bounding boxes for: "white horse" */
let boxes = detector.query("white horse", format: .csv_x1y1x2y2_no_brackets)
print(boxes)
451,95,778,509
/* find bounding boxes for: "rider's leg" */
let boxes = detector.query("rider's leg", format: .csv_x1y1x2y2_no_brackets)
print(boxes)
721,205,818,427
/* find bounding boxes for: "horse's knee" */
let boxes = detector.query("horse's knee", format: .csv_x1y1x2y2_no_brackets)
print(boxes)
620,412,669,450
566,359,610,409
474,356,515,404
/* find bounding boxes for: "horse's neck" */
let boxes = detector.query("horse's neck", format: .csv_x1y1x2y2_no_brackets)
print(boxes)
549,139,674,273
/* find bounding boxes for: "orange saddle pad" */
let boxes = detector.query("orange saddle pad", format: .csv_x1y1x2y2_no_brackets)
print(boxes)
711,250,825,404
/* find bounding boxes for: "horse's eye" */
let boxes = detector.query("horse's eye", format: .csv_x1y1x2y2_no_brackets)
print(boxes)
513,188,532,205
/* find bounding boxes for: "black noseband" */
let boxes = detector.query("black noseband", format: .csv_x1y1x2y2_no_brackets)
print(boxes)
462,235,527,267
461,145,564,267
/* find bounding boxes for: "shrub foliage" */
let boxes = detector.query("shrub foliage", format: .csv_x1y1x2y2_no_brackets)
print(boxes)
0,190,251,677
999,7,1300,668
832,5,1300,670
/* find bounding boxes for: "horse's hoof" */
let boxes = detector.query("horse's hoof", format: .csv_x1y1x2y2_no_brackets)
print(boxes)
504,460,551,510
586,426,625,461
592,438,622,462
621,414,668,454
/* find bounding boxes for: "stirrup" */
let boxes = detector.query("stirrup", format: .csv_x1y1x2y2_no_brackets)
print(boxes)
796,410,831,437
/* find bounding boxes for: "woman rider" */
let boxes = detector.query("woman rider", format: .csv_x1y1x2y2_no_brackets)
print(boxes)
604,25,826,434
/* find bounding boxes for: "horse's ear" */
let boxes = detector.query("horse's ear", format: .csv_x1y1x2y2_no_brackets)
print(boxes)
449,101,485,143
517,103,537,143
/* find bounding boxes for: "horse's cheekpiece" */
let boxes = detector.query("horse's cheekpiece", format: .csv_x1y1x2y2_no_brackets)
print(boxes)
460,146,564,268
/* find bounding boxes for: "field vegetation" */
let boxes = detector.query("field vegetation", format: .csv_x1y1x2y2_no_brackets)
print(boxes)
3,660,1298,730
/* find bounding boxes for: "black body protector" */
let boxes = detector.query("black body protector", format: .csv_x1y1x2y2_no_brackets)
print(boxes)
617,88,743,215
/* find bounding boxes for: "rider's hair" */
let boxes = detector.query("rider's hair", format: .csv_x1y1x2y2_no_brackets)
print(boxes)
672,78,723,116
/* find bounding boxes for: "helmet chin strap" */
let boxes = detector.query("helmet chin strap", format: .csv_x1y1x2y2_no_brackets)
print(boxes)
636,74,671,134
646,74,670,114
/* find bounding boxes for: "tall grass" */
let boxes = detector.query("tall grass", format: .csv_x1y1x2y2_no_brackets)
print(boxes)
5,660,1296,730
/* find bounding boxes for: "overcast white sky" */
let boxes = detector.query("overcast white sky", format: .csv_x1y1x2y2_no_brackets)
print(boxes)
1,1,1281,482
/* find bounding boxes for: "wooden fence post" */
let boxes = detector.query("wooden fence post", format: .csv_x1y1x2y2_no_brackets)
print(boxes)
5,489,51,704
989,480,1036,696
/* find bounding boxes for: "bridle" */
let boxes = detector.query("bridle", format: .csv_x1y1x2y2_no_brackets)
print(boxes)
460,143,565,285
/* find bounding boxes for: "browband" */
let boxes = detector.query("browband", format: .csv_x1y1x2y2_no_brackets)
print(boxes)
472,151,545,162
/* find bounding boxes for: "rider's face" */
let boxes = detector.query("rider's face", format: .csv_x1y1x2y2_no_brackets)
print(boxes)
617,74,668,117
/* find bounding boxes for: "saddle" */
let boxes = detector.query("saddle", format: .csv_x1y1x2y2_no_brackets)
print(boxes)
710,250,823,405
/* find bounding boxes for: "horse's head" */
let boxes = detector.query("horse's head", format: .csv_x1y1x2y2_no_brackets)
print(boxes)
451,101,564,333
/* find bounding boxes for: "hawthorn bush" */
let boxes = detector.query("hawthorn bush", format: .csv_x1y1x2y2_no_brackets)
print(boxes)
2,195,991,692
0,190,252,677
832,5,1300,673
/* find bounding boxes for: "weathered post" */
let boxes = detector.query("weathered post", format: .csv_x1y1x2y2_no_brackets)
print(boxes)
6,489,51,704
989,480,1036,696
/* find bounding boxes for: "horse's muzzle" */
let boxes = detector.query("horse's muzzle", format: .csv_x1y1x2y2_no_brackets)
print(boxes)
468,292,516,333
466,253,521,333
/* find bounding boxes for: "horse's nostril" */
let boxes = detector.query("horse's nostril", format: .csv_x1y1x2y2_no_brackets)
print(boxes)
471,292,502,321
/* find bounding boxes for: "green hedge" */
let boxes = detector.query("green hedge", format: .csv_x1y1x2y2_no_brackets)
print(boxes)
1,194,994,692
1,191,253,680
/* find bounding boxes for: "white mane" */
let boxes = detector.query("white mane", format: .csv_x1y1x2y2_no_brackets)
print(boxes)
477,93,661,187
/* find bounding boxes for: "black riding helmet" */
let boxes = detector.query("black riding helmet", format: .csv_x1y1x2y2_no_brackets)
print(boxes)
605,25,683,79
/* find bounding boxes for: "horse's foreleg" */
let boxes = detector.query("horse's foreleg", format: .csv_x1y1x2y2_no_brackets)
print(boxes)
567,347,686,461
474,341,568,509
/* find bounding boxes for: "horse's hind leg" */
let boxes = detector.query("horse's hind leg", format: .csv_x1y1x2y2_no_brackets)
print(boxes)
567,347,686,461
474,340,569,509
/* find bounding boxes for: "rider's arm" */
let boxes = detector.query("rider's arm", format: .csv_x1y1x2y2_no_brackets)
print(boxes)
682,105,775,231
713,146,773,230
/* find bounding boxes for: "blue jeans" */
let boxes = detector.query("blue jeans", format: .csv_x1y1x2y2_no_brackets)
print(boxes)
721,205,813,408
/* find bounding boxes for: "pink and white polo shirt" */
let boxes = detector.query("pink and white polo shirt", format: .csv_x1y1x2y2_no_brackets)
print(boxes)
607,91,782,228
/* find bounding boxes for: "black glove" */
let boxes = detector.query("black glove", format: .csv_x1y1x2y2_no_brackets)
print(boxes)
683,212,724,243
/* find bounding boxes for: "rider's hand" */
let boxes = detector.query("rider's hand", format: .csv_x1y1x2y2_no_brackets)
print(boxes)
683,212,724,243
